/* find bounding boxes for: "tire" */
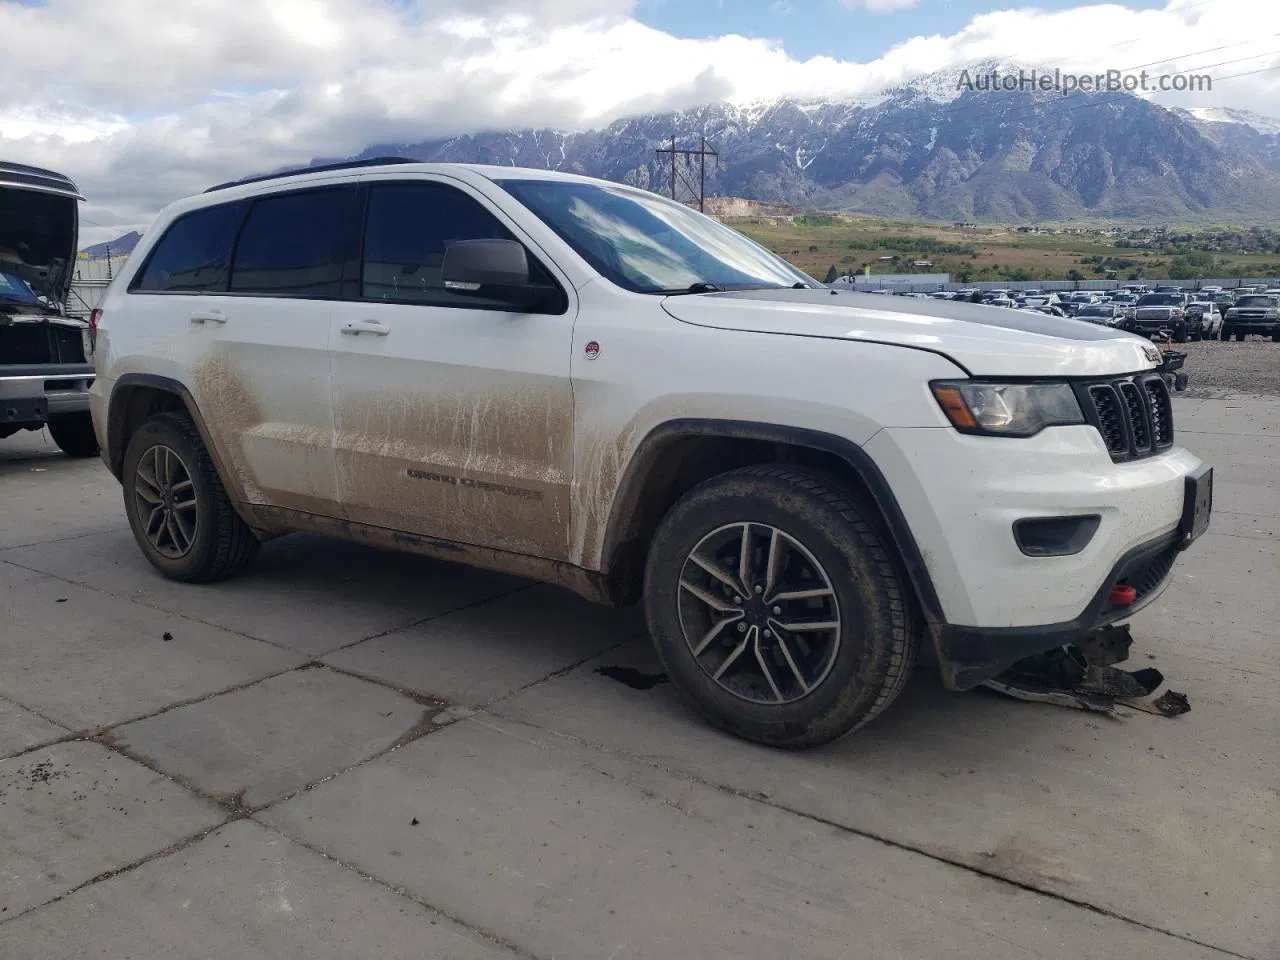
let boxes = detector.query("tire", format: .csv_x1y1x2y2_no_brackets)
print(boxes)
1236,331,1246,342
121,411,259,582
47,411,99,458
1220,325,1230,341
643,465,921,748
1272,328,1280,343
1173,323,1188,344
1189,324,1202,342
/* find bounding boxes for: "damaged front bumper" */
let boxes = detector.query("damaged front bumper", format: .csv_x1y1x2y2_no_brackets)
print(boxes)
936,530,1181,690
935,463,1213,691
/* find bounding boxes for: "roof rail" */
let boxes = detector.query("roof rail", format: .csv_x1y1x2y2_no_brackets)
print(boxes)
203,156,417,193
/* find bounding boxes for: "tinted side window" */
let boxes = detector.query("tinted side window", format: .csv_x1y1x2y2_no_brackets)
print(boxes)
133,202,245,293
230,188,350,297
361,182,548,309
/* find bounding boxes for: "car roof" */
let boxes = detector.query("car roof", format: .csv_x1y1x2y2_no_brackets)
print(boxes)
203,158,608,195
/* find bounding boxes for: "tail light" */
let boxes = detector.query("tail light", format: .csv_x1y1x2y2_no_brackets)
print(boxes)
88,308,102,356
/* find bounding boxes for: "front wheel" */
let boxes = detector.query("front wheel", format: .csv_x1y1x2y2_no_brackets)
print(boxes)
1236,331,1246,342
643,466,921,748
47,412,99,458
122,411,260,582
1173,323,1188,344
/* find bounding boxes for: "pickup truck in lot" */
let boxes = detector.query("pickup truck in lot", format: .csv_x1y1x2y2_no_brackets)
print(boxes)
1127,292,1190,342
1222,294,1280,341
0,161,98,456
90,160,1212,746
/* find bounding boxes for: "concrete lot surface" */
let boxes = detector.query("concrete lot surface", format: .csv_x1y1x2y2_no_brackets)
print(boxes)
1,396,1276,959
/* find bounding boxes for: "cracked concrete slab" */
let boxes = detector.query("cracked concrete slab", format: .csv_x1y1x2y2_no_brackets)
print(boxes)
0,819,518,960
323,584,644,706
0,433,122,550
494,636,1277,958
0,698,66,760
1,529,526,656
110,667,431,809
262,715,1228,960
0,563,302,729
0,740,223,917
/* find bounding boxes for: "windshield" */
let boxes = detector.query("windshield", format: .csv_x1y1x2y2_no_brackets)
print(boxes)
0,270,40,305
1078,305,1110,316
1236,295,1277,308
1137,294,1182,306
496,179,814,294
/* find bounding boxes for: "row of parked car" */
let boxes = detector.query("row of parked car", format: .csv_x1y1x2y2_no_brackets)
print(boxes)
877,284,1280,343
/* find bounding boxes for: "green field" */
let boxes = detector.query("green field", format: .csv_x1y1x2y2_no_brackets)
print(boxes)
725,214,1280,283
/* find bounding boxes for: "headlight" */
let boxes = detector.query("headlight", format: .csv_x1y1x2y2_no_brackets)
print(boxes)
931,381,1085,437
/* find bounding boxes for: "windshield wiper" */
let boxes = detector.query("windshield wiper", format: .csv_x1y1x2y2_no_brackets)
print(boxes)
656,282,724,296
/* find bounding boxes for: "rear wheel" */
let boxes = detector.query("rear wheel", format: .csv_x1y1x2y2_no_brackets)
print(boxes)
122,411,259,582
47,412,99,458
643,466,921,748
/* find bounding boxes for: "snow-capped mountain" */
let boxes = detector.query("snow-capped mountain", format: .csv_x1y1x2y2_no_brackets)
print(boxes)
322,72,1280,221
1178,106,1280,136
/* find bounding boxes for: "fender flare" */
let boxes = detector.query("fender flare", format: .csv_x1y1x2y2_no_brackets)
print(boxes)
600,418,945,624
105,373,215,480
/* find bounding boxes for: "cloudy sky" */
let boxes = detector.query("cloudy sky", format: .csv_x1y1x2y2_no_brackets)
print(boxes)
2,0,1278,243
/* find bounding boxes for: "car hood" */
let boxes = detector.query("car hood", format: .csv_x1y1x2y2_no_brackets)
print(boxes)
0,163,83,305
661,288,1159,377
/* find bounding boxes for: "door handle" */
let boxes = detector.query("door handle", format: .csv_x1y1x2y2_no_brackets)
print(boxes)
189,311,227,325
342,319,391,337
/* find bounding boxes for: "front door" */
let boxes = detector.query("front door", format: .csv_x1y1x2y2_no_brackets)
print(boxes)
328,177,575,561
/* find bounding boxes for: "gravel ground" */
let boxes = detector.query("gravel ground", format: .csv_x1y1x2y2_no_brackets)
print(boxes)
1170,337,1280,397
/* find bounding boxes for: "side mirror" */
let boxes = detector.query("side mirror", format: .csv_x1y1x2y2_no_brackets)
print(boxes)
441,239,554,311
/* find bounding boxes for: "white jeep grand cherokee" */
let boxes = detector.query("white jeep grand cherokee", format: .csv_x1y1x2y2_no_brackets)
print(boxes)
89,160,1212,747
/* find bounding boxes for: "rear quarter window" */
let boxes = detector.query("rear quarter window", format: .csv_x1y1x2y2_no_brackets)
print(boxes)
131,201,246,293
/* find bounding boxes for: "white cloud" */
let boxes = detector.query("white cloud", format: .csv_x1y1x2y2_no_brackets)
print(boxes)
1,0,1278,243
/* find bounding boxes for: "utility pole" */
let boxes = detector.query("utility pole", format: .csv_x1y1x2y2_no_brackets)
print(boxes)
654,135,719,211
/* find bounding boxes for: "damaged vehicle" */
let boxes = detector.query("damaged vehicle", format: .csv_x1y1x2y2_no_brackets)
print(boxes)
0,162,97,456
90,160,1211,747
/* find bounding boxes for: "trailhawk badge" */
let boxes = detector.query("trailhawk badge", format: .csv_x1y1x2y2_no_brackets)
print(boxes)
1142,343,1161,363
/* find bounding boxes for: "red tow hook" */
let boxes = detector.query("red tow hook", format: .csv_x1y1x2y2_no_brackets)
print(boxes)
1109,584,1138,606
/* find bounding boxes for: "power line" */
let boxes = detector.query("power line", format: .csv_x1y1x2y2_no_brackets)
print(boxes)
654,136,718,211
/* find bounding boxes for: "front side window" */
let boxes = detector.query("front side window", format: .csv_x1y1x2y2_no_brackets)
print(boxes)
230,188,351,297
496,178,814,294
360,182,550,310
133,202,245,293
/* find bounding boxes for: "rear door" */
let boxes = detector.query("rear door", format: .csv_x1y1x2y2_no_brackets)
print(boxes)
328,176,576,560
128,187,350,516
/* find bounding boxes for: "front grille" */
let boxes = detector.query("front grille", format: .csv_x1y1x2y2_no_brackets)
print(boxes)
1077,374,1174,462
1089,386,1126,453
1144,378,1173,446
